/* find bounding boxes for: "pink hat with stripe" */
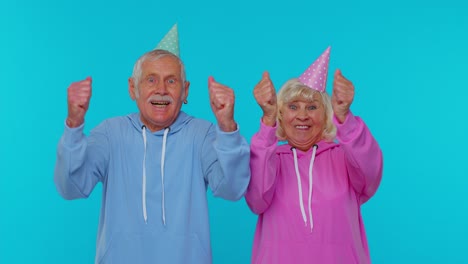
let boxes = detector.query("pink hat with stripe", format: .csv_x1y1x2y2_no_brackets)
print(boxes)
298,46,331,92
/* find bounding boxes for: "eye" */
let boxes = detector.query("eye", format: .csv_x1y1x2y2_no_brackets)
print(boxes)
167,78,176,84
307,105,317,110
288,104,297,110
147,76,156,84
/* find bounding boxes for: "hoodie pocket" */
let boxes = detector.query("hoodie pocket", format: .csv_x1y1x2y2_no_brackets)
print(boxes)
98,231,210,264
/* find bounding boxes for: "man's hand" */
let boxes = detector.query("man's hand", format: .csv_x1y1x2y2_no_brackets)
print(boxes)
208,76,237,132
253,71,277,127
332,70,354,123
67,77,92,127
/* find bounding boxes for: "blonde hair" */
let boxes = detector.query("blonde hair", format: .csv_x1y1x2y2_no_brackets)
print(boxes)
276,78,336,142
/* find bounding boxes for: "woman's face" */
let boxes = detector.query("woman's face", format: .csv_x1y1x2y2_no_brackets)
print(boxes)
280,93,326,151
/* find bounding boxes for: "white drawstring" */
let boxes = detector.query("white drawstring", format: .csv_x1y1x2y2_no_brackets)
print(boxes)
292,148,307,227
142,126,148,224
161,127,169,226
308,145,317,232
141,126,169,225
292,145,318,232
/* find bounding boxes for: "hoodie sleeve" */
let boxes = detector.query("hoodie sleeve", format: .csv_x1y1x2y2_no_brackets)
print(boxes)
334,112,383,204
54,121,109,200
202,124,251,201
244,121,279,215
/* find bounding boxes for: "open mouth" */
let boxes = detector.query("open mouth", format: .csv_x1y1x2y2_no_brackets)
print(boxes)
150,100,170,107
295,125,310,129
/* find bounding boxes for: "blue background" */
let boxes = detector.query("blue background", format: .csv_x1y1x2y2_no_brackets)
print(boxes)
1,0,467,263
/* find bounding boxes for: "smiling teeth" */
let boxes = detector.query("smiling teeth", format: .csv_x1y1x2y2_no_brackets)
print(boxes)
296,125,309,129
151,102,169,105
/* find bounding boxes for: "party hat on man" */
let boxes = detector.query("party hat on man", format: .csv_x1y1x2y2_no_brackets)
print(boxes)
298,46,331,92
154,23,179,57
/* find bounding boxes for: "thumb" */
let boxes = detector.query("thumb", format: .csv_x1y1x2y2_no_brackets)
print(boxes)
208,76,215,87
335,69,342,77
262,71,270,80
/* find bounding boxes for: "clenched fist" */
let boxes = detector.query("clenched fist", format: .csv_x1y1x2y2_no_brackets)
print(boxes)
208,76,237,132
67,77,92,127
253,71,277,127
332,70,354,123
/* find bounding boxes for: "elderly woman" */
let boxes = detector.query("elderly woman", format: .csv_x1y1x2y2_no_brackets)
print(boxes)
245,47,383,264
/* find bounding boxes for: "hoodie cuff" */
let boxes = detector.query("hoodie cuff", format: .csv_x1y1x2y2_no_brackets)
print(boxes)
215,123,245,149
256,119,278,146
61,119,86,147
333,111,362,143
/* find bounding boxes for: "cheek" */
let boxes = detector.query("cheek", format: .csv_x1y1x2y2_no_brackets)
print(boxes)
178,91,185,100
177,88,186,98
283,122,296,135
136,98,146,108
312,111,326,122
137,86,148,97
281,111,294,122
313,116,327,131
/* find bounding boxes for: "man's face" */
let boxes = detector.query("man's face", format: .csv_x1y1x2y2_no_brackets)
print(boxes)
129,55,189,132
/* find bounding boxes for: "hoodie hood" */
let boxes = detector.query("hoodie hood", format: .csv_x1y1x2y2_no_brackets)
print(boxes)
127,111,192,135
276,140,337,156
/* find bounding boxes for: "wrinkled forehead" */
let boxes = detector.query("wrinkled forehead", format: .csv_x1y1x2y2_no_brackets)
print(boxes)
141,55,182,75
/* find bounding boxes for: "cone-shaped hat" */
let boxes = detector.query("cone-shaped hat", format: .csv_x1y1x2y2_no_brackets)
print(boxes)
298,46,331,92
155,23,179,57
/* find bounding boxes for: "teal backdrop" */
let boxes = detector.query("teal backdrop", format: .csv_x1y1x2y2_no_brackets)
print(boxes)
1,0,467,263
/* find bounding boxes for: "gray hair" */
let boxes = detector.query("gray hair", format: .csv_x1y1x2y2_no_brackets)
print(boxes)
276,78,336,142
131,49,186,98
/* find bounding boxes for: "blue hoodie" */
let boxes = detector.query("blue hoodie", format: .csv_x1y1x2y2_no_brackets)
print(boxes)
54,111,251,264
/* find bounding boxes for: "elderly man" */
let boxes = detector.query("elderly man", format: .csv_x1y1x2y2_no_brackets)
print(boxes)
54,25,250,264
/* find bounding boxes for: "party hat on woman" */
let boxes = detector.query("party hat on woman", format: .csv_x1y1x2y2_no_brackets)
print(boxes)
298,46,331,92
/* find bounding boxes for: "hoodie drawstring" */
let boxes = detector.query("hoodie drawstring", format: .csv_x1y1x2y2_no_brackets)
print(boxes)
308,145,317,232
292,145,318,232
292,148,307,226
142,126,148,223
141,126,170,226
160,127,169,226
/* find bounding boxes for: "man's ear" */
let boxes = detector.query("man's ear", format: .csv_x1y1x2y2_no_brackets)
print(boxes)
129,77,136,100
184,81,190,101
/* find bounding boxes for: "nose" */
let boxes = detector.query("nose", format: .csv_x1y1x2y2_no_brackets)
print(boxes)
153,81,168,94
296,109,309,121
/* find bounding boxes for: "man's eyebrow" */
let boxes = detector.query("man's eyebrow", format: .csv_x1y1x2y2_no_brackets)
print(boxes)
164,74,181,80
144,73,157,78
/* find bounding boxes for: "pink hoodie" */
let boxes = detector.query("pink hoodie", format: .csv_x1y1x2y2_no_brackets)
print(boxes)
245,112,383,264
